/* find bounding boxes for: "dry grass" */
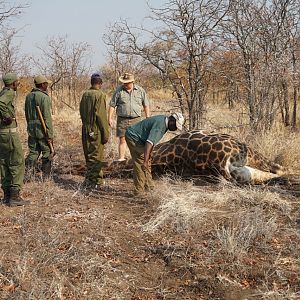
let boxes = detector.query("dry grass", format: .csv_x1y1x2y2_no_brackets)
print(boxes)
1,91,299,299
140,177,299,299
143,178,292,235
0,179,131,299
147,88,173,103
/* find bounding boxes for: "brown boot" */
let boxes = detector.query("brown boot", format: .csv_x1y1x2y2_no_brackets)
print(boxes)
6,188,30,207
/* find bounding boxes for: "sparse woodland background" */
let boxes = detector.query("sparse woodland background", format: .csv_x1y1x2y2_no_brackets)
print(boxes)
1,0,300,134
1,1,300,300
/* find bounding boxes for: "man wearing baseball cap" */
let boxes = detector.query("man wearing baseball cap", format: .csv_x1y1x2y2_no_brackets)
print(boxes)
0,73,29,206
108,72,150,162
24,75,54,180
125,112,184,196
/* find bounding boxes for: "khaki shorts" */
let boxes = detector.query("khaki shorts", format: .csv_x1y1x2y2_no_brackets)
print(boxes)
116,116,141,137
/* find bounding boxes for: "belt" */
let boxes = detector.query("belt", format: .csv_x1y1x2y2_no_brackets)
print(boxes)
118,116,140,119
0,127,17,133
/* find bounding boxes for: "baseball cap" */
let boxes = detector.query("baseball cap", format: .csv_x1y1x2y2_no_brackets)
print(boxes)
2,73,18,85
171,112,185,130
91,73,101,79
34,75,52,85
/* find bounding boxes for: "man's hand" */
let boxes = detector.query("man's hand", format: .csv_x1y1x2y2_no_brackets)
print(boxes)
101,136,109,145
108,118,113,127
141,161,148,172
2,116,13,125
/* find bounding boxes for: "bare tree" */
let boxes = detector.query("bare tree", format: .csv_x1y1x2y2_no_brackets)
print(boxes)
0,28,30,75
103,0,229,129
0,1,29,76
0,1,28,30
103,22,152,88
222,0,299,131
34,36,92,110
284,0,300,130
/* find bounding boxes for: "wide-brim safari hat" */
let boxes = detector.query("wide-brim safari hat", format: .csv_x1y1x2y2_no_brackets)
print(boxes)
119,73,134,83
34,75,52,85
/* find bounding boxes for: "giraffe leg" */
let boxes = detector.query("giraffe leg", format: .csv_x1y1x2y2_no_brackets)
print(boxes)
230,166,279,184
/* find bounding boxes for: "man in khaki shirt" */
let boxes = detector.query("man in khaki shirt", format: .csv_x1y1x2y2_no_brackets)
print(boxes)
108,73,150,161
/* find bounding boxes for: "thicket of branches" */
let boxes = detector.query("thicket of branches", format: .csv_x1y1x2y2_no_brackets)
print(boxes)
103,0,300,131
0,1,29,75
0,2,92,112
34,36,92,111
1,0,299,131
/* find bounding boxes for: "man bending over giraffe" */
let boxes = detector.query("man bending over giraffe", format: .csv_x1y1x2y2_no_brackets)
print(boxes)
125,112,184,197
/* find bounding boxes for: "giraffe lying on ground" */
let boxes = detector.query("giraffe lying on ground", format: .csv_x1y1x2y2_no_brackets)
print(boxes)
151,130,285,184
65,130,287,185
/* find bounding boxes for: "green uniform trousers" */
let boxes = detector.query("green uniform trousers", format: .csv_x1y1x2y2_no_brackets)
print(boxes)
125,135,154,195
26,136,50,162
0,131,25,190
82,128,105,185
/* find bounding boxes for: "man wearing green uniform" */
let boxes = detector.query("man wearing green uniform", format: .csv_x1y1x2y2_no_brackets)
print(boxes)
80,73,109,189
25,75,53,179
0,73,29,206
108,73,150,161
125,113,184,196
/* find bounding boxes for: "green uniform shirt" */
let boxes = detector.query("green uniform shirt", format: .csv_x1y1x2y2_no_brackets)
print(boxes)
0,88,25,190
109,84,149,118
125,115,168,146
0,88,17,129
80,88,109,142
25,88,53,139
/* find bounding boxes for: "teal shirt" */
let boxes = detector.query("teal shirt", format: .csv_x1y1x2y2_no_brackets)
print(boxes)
125,115,168,145
109,84,149,118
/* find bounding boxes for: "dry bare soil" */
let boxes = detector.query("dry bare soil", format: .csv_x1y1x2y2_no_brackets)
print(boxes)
0,111,300,300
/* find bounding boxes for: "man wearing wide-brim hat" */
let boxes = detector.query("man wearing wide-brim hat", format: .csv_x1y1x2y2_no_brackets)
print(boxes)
24,75,54,180
108,72,150,162
0,73,29,206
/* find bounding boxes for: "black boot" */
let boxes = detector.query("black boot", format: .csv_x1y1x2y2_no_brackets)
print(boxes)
42,159,52,179
2,189,10,205
6,188,30,207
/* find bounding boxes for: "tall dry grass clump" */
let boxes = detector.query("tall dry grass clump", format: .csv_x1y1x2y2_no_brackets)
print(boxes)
143,177,292,260
251,129,300,172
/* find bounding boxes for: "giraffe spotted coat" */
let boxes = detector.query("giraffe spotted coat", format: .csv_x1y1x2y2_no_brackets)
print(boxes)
151,130,284,184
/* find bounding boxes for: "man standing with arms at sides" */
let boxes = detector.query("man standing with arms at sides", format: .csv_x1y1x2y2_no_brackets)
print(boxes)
108,72,150,162
125,112,184,197
80,73,109,189
25,75,53,180
0,73,29,206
